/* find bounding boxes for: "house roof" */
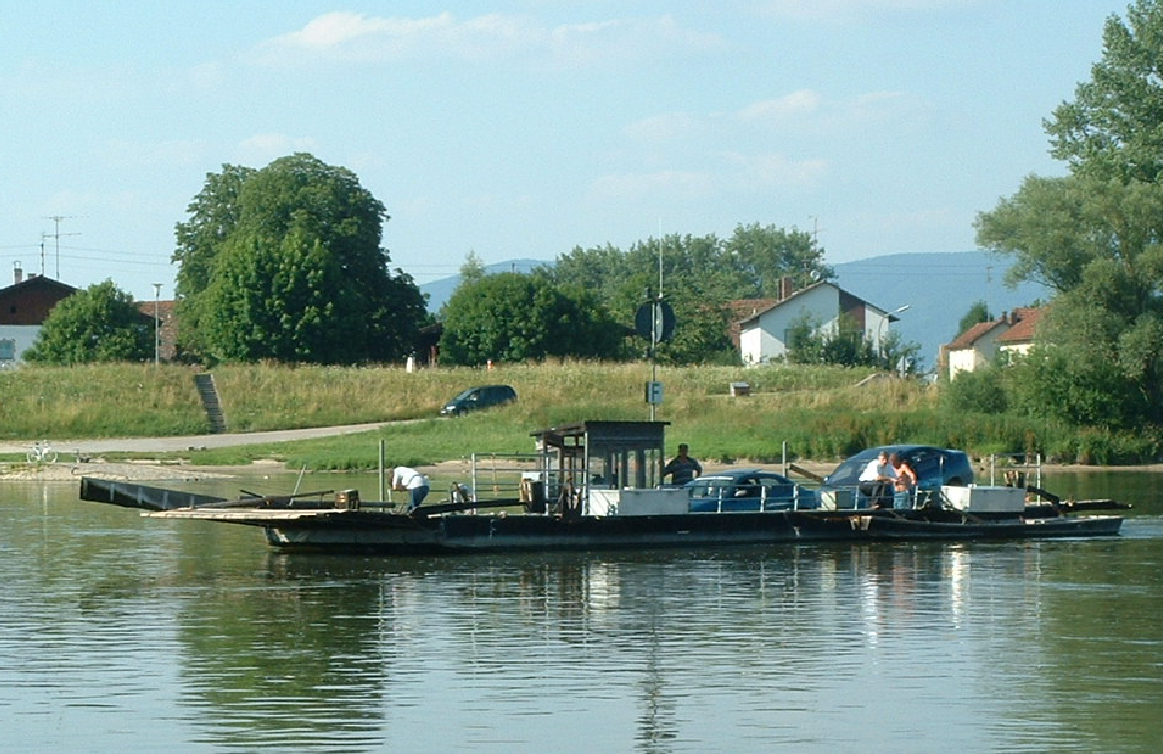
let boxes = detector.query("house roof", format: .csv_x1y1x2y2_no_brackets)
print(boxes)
725,298,779,322
996,306,1045,344
0,274,76,298
947,320,1007,350
947,306,1046,350
735,281,891,326
724,298,778,348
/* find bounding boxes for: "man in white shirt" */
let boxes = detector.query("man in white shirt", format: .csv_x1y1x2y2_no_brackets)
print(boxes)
857,451,896,509
392,466,430,512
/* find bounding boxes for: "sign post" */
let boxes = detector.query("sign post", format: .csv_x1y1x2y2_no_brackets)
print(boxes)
635,298,676,420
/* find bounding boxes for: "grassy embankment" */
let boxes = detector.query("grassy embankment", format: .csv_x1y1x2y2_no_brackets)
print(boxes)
0,361,1144,468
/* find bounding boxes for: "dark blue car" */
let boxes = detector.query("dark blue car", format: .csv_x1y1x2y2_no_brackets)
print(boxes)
822,445,973,507
687,469,820,512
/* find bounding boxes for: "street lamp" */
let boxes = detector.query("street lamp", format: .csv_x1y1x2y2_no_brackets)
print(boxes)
153,283,162,365
879,304,909,365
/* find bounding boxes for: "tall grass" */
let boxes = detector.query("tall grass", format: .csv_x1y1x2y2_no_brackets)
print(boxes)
2,361,1156,466
0,364,208,437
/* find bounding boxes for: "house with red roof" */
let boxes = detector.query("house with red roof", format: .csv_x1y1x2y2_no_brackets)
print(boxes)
943,306,1045,379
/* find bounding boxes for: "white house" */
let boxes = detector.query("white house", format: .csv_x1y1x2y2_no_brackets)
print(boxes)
944,307,1044,379
0,268,76,367
736,279,903,365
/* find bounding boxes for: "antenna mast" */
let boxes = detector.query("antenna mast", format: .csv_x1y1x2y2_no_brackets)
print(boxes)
42,215,78,280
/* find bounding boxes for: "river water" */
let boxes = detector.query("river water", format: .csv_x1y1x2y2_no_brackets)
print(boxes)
2,471,1162,754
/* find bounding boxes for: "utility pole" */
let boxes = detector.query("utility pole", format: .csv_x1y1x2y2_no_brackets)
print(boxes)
153,283,163,365
42,215,78,280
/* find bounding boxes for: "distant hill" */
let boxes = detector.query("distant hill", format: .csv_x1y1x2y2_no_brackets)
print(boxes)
419,250,1049,372
419,258,547,313
831,251,1049,371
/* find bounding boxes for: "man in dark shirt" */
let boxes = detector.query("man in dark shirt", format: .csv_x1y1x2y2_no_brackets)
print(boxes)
663,443,703,486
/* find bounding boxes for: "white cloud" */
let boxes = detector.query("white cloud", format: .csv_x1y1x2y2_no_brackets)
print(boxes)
588,169,718,202
736,90,822,122
722,151,829,188
107,139,208,169
251,11,723,66
588,151,827,204
625,112,705,142
757,0,978,21
237,133,319,163
734,88,919,133
627,88,915,146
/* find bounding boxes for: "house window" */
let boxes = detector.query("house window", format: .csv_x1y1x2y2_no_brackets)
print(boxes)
0,339,14,362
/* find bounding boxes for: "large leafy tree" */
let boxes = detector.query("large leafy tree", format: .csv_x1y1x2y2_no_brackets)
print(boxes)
173,163,254,359
439,272,623,365
976,0,1163,429
174,154,426,363
545,224,832,363
24,281,153,365
1046,0,1163,183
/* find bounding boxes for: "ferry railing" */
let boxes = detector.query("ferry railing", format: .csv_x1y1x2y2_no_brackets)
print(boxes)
469,452,545,505
987,452,1042,491
696,481,818,513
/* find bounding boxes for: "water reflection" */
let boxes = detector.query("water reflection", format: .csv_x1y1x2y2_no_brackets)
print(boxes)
3,476,1163,754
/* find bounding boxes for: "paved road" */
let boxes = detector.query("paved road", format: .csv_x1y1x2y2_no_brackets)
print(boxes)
0,422,392,457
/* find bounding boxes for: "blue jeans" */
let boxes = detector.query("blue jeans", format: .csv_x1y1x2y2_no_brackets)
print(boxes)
409,485,430,510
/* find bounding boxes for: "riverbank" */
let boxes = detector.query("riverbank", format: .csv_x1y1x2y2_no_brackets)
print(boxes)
5,456,1161,484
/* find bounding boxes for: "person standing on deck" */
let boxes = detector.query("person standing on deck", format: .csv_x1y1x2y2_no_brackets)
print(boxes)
890,452,918,509
392,466,430,511
858,451,896,508
663,444,703,486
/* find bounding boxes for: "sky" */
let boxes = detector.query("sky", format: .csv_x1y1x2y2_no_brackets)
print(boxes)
0,0,1130,304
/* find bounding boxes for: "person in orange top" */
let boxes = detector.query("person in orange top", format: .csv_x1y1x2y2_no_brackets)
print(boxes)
890,452,918,509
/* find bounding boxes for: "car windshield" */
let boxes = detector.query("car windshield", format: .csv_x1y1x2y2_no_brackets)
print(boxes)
450,389,476,402
824,449,882,486
689,478,733,497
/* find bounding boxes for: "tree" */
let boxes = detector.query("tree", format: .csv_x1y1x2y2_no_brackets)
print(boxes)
976,1,1163,430
24,281,153,365
786,312,877,367
174,154,427,364
957,301,993,338
545,224,834,364
1045,0,1163,183
458,249,487,285
439,272,623,365
722,223,834,296
173,163,254,359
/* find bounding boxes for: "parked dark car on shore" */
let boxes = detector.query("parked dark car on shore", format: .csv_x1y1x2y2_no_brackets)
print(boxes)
440,385,517,416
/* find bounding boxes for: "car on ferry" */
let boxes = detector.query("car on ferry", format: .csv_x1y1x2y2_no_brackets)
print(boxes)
687,469,820,512
822,444,974,506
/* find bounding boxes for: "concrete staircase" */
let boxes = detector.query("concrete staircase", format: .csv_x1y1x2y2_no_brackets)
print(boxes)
193,373,227,434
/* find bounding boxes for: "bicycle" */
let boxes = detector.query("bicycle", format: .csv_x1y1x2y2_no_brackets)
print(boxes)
26,441,58,464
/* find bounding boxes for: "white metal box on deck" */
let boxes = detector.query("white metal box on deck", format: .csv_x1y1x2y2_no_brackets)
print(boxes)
589,489,690,516
941,485,1026,513
820,489,854,510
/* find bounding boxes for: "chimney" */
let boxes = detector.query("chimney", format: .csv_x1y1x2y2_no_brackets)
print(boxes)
14,265,22,285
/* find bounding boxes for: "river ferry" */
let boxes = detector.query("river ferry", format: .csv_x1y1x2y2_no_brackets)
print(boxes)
78,421,1124,554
